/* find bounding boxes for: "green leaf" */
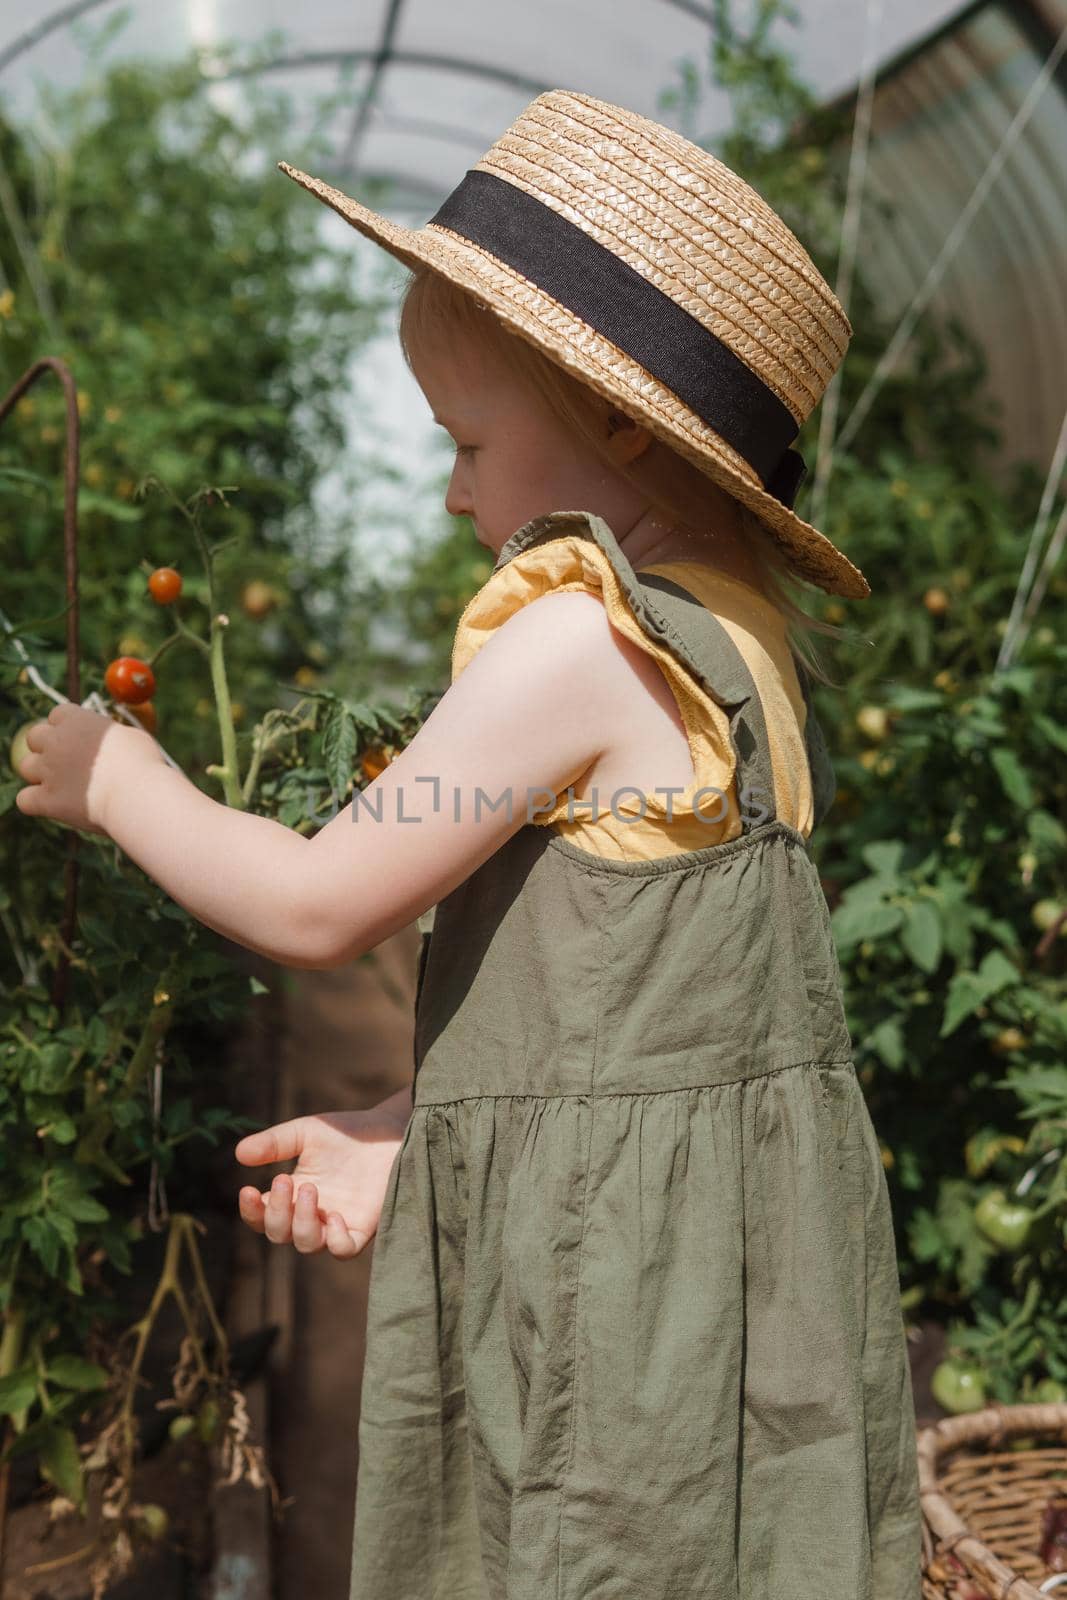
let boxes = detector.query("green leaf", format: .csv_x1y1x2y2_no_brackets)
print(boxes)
0,1367,38,1416
47,1356,110,1391
111,1098,141,1129
49,1167,109,1221
995,1063,1067,1121
1026,808,1067,857
941,972,985,1038
76,490,144,523
832,897,904,948
344,699,383,732
908,1207,948,1268
321,701,358,802
47,1209,78,1250
860,839,906,878
276,792,308,828
940,950,1019,1037
866,1016,906,1070
885,687,944,713
23,1215,61,1276
38,1423,85,1510
989,747,1033,809
1032,712,1067,755
900,900,942,974
910,1178,995,1293
976,948,1019,995
63,1193,109,1223
0,465,56,494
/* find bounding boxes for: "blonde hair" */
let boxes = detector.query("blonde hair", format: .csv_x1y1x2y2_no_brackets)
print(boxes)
399,267,849,688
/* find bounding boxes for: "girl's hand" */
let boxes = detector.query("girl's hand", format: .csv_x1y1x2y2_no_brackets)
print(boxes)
235,1102,409,1260
13,702,161,838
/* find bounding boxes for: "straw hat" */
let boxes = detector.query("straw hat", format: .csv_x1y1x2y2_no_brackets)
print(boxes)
279,88,869,600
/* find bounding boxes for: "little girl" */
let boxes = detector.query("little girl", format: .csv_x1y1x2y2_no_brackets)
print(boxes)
16,91,923,1599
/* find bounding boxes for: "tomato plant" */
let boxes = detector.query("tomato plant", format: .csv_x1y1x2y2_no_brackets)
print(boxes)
1,469,444,1591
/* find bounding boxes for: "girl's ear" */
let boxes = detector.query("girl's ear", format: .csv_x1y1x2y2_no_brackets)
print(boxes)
605,407,654,464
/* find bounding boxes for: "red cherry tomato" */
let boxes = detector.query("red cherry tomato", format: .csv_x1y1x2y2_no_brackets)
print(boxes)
126,701,157,734
360,745,393,781
105,656,156,705
147,566,182,605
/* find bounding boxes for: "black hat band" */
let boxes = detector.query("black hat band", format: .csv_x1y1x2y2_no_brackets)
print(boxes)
428,168,809,511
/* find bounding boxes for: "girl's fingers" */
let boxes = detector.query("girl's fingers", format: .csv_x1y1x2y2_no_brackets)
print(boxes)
238,1178,370,1261
291,1183,325,1254
234,1118,307,1168
263,1173,295,1244
238,1186,266,1234
326,1211,366,1260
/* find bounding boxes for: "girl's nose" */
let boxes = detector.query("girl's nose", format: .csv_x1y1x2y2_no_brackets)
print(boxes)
444,462,472,521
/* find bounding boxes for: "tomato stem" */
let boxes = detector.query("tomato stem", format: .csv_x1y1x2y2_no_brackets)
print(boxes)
0,1301,25,1384
983,1276,1041,1346
239,706,310,807
112,1214,231,1527
166,615,210,658
205,614,244,807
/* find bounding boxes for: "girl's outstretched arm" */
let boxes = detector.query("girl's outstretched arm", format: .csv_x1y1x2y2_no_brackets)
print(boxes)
14,589,628,969
14,702,324,968
303,587,627,967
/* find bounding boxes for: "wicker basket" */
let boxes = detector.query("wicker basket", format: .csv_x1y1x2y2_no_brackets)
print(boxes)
920,1401,1067,1598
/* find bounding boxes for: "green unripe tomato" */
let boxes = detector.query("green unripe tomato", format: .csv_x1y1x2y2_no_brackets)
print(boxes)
168,1415,196,1442
931,1359,987,1415
9,720,39,777
136,1503,170,1540
974,1189,1034,1252
1031,1378,1067,1405
197,1397,220,1444
1031,899,1066,935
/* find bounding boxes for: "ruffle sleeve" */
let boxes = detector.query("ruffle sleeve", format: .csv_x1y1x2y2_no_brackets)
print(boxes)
450,534,743,840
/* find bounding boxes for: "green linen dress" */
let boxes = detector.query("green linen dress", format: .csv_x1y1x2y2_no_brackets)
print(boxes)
349,510,923,1600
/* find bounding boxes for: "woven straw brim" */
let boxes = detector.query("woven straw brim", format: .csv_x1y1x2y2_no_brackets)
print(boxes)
279,162,870,601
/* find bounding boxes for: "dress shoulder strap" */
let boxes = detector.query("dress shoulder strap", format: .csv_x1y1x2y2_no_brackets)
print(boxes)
494,510,780,831
638,571,778,831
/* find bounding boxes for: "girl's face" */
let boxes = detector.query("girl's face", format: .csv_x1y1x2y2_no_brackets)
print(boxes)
412,330,644,557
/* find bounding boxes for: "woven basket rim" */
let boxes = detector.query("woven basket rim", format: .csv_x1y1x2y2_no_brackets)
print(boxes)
919,1400,1067,1600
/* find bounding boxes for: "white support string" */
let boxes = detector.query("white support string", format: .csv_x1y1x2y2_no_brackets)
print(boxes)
994,402,1067,674
808,0,882,534
1018,499,1067,627
831,19,1067,463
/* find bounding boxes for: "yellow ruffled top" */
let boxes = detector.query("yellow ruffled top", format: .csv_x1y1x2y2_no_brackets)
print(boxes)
450,535,813,861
